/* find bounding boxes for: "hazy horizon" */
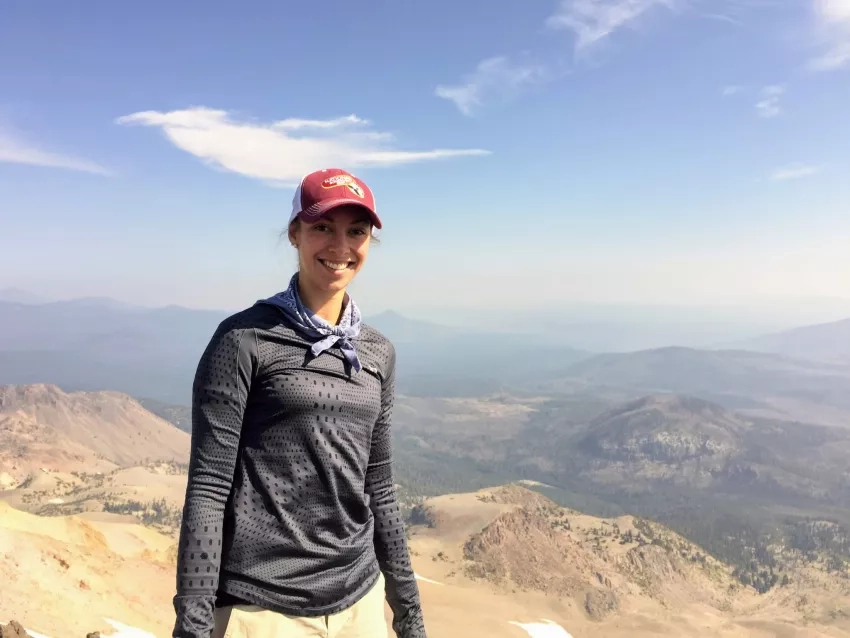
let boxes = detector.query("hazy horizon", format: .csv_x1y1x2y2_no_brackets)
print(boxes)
3,1,849,324
4,283,850,321
3,284,850,354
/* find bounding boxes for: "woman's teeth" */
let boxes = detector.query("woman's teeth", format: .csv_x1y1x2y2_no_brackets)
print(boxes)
320,259,351,271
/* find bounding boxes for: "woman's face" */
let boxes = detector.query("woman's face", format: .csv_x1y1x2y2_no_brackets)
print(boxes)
290,205,373,297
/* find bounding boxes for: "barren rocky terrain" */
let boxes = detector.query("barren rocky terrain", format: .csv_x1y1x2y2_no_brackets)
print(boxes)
0,384,189,485
3,382,850,637
5,484,850,637
407,485,850,637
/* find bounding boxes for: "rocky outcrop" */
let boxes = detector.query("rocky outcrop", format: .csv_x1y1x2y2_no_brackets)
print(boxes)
455,486,739,620
584,588,619,620
0,621,29,638
462,493,600,599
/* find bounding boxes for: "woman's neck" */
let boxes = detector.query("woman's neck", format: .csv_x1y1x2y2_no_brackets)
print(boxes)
297,279,347,325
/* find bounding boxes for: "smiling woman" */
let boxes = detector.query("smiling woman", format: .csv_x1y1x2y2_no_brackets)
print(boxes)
285,171,382,325
172,168,427,638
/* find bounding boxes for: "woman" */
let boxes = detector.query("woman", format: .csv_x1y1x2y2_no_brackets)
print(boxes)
172,168,427,638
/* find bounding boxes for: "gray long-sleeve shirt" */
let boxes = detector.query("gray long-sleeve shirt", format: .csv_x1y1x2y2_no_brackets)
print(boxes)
172,304,425,637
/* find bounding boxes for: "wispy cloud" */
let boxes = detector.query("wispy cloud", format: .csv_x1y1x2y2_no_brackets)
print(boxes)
770,162,822,181
721,84,742,96
0,127,110,175
546,0,677,51
755,84,785,118
435,56,548,116
438,1,683,115
116,108,490,184
810,0,850,70
273,114,369,130
700,12,744,27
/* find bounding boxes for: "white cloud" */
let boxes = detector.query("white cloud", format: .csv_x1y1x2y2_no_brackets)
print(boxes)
817,0,850,22
546,0,676,51
273,114,369,130
811,0,850,70
116,108,489,184
770,162,822,180
0,128,110,175
435,56,548,116
721,85,741,96
811,41,850,69
755,84,784,118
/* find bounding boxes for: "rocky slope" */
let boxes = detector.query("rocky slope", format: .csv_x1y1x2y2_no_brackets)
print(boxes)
1,483,849,637
0,384,189,484
0,501,174,637
444,486,739,614
406,485,850,636
2,463,188,539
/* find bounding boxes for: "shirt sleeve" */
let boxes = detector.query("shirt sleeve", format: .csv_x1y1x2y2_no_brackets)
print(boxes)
172,323,258,638
364,343,427,638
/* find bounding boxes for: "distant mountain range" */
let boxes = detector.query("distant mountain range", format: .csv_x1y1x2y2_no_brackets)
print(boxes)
0,296,588,403
0,287,49,304
1,293,848,410
0,298,227,404
733,317,850,363
550,345,850,416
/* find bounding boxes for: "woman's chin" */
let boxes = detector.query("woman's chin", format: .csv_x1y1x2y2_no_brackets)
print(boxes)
305,272,353,294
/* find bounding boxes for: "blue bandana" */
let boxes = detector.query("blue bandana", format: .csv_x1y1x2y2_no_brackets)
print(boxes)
256,273,362,373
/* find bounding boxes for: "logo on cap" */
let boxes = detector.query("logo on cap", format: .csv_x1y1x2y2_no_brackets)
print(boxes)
321,174,365,198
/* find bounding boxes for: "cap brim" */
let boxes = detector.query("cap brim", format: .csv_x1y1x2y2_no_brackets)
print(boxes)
299,198,382,229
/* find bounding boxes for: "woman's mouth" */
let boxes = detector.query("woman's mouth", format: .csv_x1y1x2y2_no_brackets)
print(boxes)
319,259,354,272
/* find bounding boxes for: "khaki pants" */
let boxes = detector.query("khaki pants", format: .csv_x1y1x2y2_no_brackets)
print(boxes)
212,573,389,638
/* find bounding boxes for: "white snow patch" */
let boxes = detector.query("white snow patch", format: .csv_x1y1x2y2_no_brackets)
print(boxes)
509,618,574,638
414,572,444,585
47,498,64,504
100,619,157,638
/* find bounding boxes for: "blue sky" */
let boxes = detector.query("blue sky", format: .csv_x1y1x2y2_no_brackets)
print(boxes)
1,0,849,321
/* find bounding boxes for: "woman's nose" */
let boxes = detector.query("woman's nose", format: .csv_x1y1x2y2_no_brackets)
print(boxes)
329,230,348,253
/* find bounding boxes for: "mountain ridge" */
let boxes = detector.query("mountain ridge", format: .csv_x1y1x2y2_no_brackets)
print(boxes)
0,384,189,483
733,317,850,363
546,345,850,424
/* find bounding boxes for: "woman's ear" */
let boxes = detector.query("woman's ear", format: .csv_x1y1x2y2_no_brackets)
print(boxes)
288,220,299,248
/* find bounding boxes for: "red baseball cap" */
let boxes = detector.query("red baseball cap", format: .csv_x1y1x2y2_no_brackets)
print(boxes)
288,168,382,229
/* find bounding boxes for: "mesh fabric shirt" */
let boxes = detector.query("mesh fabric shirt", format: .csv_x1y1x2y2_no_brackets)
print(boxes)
171,304,425,638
